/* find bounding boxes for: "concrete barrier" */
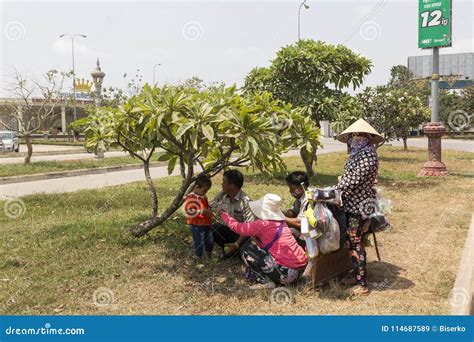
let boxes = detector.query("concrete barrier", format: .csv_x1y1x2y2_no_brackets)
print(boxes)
449,214,474,315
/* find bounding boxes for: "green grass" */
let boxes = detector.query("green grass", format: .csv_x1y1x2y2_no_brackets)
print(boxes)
0,146,473,315
0,156,164,178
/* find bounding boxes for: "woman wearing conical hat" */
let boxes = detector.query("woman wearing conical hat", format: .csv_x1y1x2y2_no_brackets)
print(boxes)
335,118,383,297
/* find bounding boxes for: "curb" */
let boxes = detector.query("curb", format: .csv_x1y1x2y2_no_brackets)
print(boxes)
0,162,165,185
449,214,474,315
0,149,86,158
0,148,125,158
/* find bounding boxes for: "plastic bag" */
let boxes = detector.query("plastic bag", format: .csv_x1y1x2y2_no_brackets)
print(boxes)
304,202,340,254
315,203,340,254
368,188,392,233
306,187,342,205
302,187,342,254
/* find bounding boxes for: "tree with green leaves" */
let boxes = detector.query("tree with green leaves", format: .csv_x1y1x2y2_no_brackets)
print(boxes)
243,39,371,176
358,86,430,150
76,85,320,237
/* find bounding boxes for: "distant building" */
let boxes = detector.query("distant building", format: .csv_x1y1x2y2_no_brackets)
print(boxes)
407,52,474,91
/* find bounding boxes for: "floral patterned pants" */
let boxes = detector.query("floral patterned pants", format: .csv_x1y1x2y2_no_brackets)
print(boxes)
241,243,301,285
347,215,368,288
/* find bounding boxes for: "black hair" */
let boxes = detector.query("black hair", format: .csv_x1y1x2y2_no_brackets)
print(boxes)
286,171,309,188
195,174,212,188
223,169,244,189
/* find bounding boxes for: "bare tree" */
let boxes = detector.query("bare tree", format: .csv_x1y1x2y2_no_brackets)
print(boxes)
1,70,70,164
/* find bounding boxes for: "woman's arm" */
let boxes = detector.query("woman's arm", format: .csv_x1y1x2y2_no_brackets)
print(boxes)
220,212,264,237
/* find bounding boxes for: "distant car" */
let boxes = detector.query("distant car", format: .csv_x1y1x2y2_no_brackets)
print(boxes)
0,131,20,153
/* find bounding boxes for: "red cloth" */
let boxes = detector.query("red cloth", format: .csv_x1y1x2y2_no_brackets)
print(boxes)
184,193,213,226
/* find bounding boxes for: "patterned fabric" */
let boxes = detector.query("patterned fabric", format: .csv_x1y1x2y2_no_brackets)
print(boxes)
241,243,301,285
348,136,375,156
336,146,379,217
347,215,368,288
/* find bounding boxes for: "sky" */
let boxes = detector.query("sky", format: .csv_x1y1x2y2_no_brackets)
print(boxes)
0,0,473,97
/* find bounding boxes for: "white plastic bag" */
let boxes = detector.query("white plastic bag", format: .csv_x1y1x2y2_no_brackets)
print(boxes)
313,203,340,254
317,214,340,254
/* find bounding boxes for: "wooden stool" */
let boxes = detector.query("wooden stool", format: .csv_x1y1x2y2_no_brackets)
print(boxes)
311,247,352,288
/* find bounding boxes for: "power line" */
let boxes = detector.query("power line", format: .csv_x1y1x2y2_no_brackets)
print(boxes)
342,0,388,44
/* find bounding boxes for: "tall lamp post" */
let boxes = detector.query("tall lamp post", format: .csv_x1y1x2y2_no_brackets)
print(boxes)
153,63,161,85
91,58,106,107
59,33,87,122
91,59,106,158
298,0,309,41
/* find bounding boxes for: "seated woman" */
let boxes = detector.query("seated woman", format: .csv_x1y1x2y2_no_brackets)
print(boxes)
217,194,308,289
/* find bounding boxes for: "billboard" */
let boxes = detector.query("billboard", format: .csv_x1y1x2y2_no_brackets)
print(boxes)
418,0,452,49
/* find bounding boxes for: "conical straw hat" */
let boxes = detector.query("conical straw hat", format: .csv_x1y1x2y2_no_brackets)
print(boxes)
336,118,384,144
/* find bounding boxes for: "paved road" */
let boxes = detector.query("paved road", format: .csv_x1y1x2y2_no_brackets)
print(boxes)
389,138,473,153
1,137,472,199
0,165,182,199
0,150,128,164
25,144,84,153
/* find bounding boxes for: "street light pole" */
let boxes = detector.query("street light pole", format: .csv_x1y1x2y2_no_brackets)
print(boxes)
59,33,87,122
298,0,309,41
153,63,161,85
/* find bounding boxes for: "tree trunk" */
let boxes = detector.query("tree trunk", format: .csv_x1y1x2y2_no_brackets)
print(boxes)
300,147,315,178
24,134,33,164
402,137,408,151
129,155,195,237
143,160,158,217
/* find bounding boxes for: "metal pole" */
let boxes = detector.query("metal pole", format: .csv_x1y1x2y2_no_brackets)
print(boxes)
431,47,440,122
153,63,161,85
59,34,86,123
298,0,309,41
298,3,303,40
71,36,77,122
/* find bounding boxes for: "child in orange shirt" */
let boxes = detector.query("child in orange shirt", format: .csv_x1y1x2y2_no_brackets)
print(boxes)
183,174,214,260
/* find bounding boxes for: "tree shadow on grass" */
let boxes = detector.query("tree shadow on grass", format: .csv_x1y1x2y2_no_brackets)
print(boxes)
244,171,339,189
449,172,474,179
311,173,339,187
378,156,423,164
